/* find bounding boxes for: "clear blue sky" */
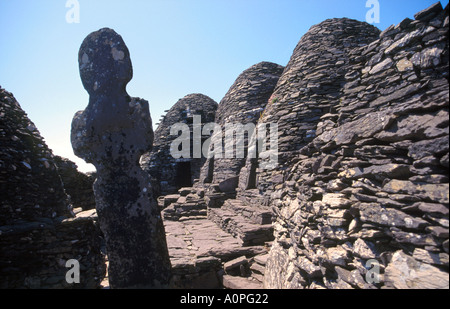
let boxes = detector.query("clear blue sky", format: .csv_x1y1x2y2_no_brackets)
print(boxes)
1,0,448,172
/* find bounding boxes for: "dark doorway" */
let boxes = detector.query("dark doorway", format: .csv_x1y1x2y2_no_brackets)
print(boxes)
175,162,192,188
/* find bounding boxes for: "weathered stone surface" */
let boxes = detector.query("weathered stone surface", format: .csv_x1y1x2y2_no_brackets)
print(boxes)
297,257,322,278
0,89,71,225
164,216,267,288
353,238,377,259
383,180,449,204
335,266,374,289
369,57,393,74
385,251,449,289
411,45,445,68
375,111,448,142
406,202,449,216
396,58,414,72
218,176,240,193
208,205,274,246
412,248,449,266
0,209,105,289
322,193,352,209
414,2,443,21
224,256,248,273
359,203,429,229
71,28,171,288
408,136,449,160
325,246,350,267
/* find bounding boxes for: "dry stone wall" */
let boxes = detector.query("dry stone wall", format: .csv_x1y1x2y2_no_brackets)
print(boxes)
0,208,105,289
263,3,449,289
54,156,96,211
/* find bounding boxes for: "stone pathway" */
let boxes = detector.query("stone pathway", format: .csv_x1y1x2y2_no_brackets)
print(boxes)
99,186,272,289
161,186,272,289
164,217,268,289
165,219,266,265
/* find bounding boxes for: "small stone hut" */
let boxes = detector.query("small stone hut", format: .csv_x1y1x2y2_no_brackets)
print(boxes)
142,93,218,196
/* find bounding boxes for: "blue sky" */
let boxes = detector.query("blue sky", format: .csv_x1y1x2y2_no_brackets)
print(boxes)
0,0,448,172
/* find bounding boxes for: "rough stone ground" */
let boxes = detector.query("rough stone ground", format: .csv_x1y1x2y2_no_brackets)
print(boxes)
165,218,269,289
99,216,269,289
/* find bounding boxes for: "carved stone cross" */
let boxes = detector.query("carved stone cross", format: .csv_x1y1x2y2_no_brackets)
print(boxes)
71,28,171,288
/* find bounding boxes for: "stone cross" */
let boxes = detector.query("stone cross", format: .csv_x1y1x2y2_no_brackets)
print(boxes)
71,28,171,288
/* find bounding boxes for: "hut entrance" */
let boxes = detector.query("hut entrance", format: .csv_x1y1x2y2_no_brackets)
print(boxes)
175,162,192,188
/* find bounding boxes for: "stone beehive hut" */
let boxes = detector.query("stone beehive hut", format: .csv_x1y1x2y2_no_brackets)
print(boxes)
260,3,449,289
241,18,381,197
0,87,105,288
0,89,71,224
142,93,218,196
200,62,284,186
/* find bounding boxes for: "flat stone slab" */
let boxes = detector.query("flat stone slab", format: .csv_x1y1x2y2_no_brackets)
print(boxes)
164,218,267,274
222,275,263,289
224,256,248,272
254,254,269,266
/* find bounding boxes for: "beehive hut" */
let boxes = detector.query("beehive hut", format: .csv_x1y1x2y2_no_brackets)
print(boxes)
199,62,284,188
0,87,105,288
142,93,218,196
239,19,381,197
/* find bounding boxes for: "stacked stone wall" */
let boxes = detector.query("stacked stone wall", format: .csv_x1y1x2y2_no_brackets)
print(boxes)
264,3,449,289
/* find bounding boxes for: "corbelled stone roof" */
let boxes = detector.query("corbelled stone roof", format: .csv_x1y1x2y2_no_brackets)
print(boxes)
252,18,381,194
205,61,284,184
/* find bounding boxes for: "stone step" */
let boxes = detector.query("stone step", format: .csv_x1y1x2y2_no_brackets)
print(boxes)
208,207,274,246
178,187,195,196
162,197,207,221
223,199,273,225
205,191,236,208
